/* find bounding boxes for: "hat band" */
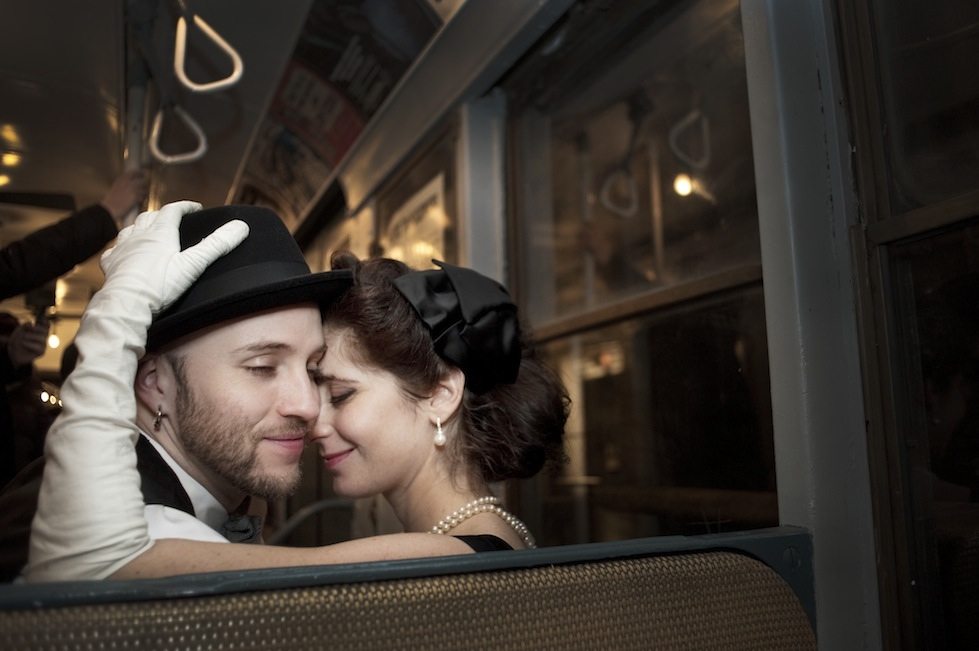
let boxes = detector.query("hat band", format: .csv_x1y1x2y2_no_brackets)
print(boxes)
172,261,312,312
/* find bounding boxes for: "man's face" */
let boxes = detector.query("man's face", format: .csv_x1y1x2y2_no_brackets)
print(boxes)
165,304,325,500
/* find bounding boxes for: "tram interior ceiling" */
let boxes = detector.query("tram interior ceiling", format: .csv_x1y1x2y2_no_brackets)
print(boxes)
0,0,447,375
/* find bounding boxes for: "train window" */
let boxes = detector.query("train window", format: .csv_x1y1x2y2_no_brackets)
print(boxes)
508,0,758,326
838,0,979,644
520,287,776,545
373,122,459,267
504,0,775,544
884,221,979,648
871,2,979,214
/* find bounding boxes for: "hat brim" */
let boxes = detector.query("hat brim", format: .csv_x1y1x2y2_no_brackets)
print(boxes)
146,269,352,351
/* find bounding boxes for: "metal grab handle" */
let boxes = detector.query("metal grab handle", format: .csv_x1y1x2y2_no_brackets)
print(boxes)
599,168,639,218
148,105,208,164
174,13,244,93
668,109,711,171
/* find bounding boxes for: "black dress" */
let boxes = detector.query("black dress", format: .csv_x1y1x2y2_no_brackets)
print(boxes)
454,534,514,552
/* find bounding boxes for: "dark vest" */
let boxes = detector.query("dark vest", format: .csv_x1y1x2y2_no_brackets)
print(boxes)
135,436,195,516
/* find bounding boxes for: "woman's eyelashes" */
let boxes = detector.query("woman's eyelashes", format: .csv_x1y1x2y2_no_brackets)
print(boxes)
309,366,326,383
329,389,354,406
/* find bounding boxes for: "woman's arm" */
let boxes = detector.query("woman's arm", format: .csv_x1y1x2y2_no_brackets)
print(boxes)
113,534,475,579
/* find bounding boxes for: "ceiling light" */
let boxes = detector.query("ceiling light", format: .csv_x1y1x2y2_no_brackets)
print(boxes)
1,151,20,167
673,173,693,197
0,124,20,147
0,174,10,187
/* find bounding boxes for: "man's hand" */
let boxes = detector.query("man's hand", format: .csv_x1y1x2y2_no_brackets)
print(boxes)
6,320,49,368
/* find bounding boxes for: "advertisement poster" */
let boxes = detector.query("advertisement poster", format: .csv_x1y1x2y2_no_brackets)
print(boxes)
233,0,442,226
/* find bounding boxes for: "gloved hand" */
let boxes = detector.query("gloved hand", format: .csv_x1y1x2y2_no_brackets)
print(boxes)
26,201,248,581
99,200,248,313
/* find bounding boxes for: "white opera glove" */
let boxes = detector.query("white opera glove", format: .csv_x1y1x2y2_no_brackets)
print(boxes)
25,201,249,582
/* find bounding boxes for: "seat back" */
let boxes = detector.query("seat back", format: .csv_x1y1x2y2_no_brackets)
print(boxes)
0,527,815,650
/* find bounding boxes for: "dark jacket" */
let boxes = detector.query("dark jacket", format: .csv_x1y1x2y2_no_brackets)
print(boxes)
0,204,118,300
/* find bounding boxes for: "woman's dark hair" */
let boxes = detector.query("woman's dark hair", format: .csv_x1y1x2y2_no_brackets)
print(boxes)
326,251,569,484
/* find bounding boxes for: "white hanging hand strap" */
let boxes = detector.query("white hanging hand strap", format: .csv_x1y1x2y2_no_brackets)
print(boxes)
148,104,208,164
174,11,244,93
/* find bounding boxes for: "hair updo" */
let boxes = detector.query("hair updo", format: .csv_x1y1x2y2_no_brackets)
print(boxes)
326,251,569,484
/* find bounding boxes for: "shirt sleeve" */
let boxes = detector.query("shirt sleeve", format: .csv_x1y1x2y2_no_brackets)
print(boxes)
144,505,229,544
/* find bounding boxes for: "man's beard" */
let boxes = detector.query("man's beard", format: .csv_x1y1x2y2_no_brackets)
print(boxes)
173,373,307,500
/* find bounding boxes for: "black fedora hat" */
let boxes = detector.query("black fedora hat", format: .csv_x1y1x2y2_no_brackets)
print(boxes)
146,205,352,351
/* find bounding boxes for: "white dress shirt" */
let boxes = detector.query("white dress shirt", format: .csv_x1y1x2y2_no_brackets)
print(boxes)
140,433,229,544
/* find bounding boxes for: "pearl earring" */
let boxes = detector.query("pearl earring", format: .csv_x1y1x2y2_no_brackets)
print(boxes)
434,417,446,447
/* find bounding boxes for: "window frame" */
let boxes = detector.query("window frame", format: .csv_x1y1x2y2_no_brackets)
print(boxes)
836,0,979,647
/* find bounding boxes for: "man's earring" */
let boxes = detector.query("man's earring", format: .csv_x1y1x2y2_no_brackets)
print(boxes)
434,417,446,448
153,406,165,432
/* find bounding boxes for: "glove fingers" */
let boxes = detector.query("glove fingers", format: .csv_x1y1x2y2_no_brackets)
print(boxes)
133,200,201,230
101,201,203,272
180,220,249,269
161,220,250,305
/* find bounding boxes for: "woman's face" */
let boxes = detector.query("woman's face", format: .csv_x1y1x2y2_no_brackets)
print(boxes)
307,327,434,499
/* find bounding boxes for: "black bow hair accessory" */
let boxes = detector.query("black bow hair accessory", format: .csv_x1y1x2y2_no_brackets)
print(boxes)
392,260,520,394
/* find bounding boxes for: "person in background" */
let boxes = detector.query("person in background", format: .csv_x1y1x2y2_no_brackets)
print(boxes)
0,169,148,300
1,312,49,483
0,312,50,580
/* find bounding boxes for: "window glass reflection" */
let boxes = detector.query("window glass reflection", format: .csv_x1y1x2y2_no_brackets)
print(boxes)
873,2,979,212
890,220,979,648
512,0,759,325
520,288,776,545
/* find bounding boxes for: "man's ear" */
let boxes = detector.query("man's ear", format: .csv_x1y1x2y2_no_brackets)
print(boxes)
135,354,172,412
428,366,465,424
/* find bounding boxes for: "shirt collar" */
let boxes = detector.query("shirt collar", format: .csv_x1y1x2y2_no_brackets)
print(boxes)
139,432,229,532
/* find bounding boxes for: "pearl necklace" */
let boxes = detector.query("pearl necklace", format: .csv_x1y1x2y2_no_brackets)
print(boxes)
430,495,537,548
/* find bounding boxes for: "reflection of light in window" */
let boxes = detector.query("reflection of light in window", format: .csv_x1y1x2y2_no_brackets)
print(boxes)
48,333,60,349
0,124,20,147
582,341,626,379
411,241,436,259
40,391,50,403
673,173,693,196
